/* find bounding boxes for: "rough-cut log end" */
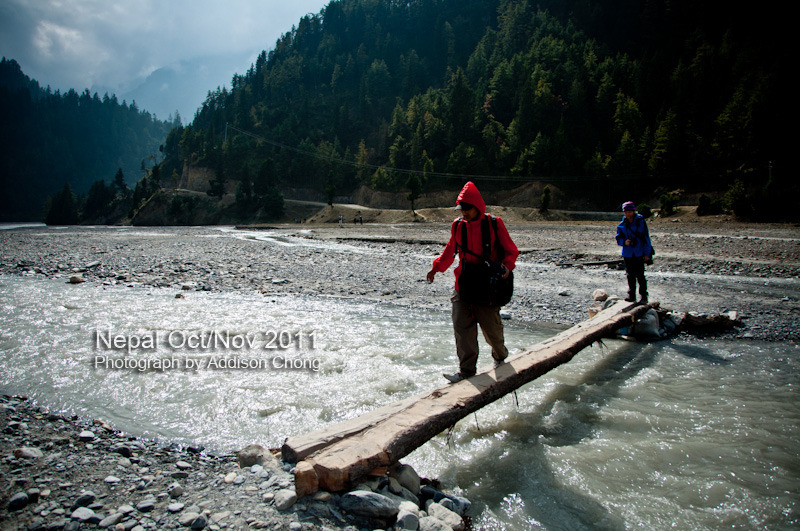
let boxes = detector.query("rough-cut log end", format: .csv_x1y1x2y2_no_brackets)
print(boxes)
314,444,392,492
294,460,319,498
316,462,351,492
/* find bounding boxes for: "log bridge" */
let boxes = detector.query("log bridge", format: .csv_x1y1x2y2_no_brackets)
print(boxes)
282,300,652,497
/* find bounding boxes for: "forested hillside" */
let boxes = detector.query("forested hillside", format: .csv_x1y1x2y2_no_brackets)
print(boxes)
164,0,788,218
0,58,177,221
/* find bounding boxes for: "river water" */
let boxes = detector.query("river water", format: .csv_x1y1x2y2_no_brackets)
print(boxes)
1,273,797,529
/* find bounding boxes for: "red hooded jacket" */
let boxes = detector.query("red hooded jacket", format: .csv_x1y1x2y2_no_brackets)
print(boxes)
431,182,519,290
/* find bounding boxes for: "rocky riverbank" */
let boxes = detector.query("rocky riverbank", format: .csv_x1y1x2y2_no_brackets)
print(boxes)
1,218,798,341
1,218,799,530
2,394,471,531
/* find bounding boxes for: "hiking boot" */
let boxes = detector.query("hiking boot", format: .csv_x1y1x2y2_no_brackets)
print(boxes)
494,358,507,369
624,295,636,302
638,296,648,305
443,372,465,384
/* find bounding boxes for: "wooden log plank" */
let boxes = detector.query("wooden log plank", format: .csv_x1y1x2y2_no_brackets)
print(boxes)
282,393,428,463
287,300,651,495
284,300,643,462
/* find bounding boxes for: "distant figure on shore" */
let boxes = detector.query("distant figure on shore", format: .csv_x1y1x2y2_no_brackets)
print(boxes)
426,182,519,383
615,201,652,303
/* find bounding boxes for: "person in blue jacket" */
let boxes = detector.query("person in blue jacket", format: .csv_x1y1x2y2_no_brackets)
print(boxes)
616,201,652,303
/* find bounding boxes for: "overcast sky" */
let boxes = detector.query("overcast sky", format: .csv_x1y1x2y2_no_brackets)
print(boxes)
0,0,331,120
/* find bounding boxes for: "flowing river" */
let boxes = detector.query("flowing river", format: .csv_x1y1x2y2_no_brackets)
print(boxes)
1,272,797,529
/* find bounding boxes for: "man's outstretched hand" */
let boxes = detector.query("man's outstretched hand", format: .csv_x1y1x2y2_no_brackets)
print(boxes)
426,269,436,283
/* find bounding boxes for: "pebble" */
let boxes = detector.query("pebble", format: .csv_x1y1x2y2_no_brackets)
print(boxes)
13,446,44,459
167,502,185,513
98,512,124,527
209,510,230,523
72,491,96,510
3,224,798,341
135,498,155,513
274,489,298,510
71,506,98,522
177,511,202,526
168,482,184,498
8,492,29,511
2,224,796,528
2,395,469,530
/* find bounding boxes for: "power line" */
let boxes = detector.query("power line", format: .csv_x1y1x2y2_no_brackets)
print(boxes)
225,123,531,182
223,123,649,184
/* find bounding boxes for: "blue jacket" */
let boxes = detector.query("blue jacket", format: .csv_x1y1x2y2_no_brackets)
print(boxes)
616,214,652,258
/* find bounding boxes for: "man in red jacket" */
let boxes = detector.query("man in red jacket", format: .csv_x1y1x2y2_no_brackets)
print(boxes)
426,182,519,383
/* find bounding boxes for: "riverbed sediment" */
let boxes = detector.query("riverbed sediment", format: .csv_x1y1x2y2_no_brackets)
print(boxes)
2,220,798,341
1,219,799,530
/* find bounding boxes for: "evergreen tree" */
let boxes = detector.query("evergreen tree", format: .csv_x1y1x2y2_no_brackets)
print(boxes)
95,0,788,214
648,109,680,175
150,164,162,190
262,188,285,220
325,173,337,205
406,173,422,212
207,177,226,198
130,177,151,215
83,180,115,220
45,183,79,225
0,58,172,221
113,168,129,195
447,68,474,147
540,185,552,213
235,169,254,213
253,159,276,196
207,158,226,197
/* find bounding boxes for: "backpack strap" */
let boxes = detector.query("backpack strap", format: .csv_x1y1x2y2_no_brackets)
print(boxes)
490,215,505,260
451,218,461,257
480,215,491,260
460,218,471,258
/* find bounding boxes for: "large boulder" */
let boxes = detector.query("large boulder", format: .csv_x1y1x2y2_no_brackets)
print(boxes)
233,444,278,469
339,490,399,526
426,502,465,531
632,308,661,339
389,463,421,496
592,288,609,301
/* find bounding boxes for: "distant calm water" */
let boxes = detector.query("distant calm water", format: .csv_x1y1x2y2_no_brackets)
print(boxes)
1,273,797,530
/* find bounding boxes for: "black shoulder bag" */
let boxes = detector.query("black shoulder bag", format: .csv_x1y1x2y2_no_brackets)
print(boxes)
456,215,514,307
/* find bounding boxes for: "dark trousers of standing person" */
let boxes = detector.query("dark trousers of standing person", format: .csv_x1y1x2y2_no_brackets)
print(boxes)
624,256,647,301
451,291,508,377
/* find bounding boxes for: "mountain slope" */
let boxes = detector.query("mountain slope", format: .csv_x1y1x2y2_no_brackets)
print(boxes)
165,0,787,214
0,58,176,221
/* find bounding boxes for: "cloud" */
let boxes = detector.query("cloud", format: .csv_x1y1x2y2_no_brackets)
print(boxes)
0,0,330,94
